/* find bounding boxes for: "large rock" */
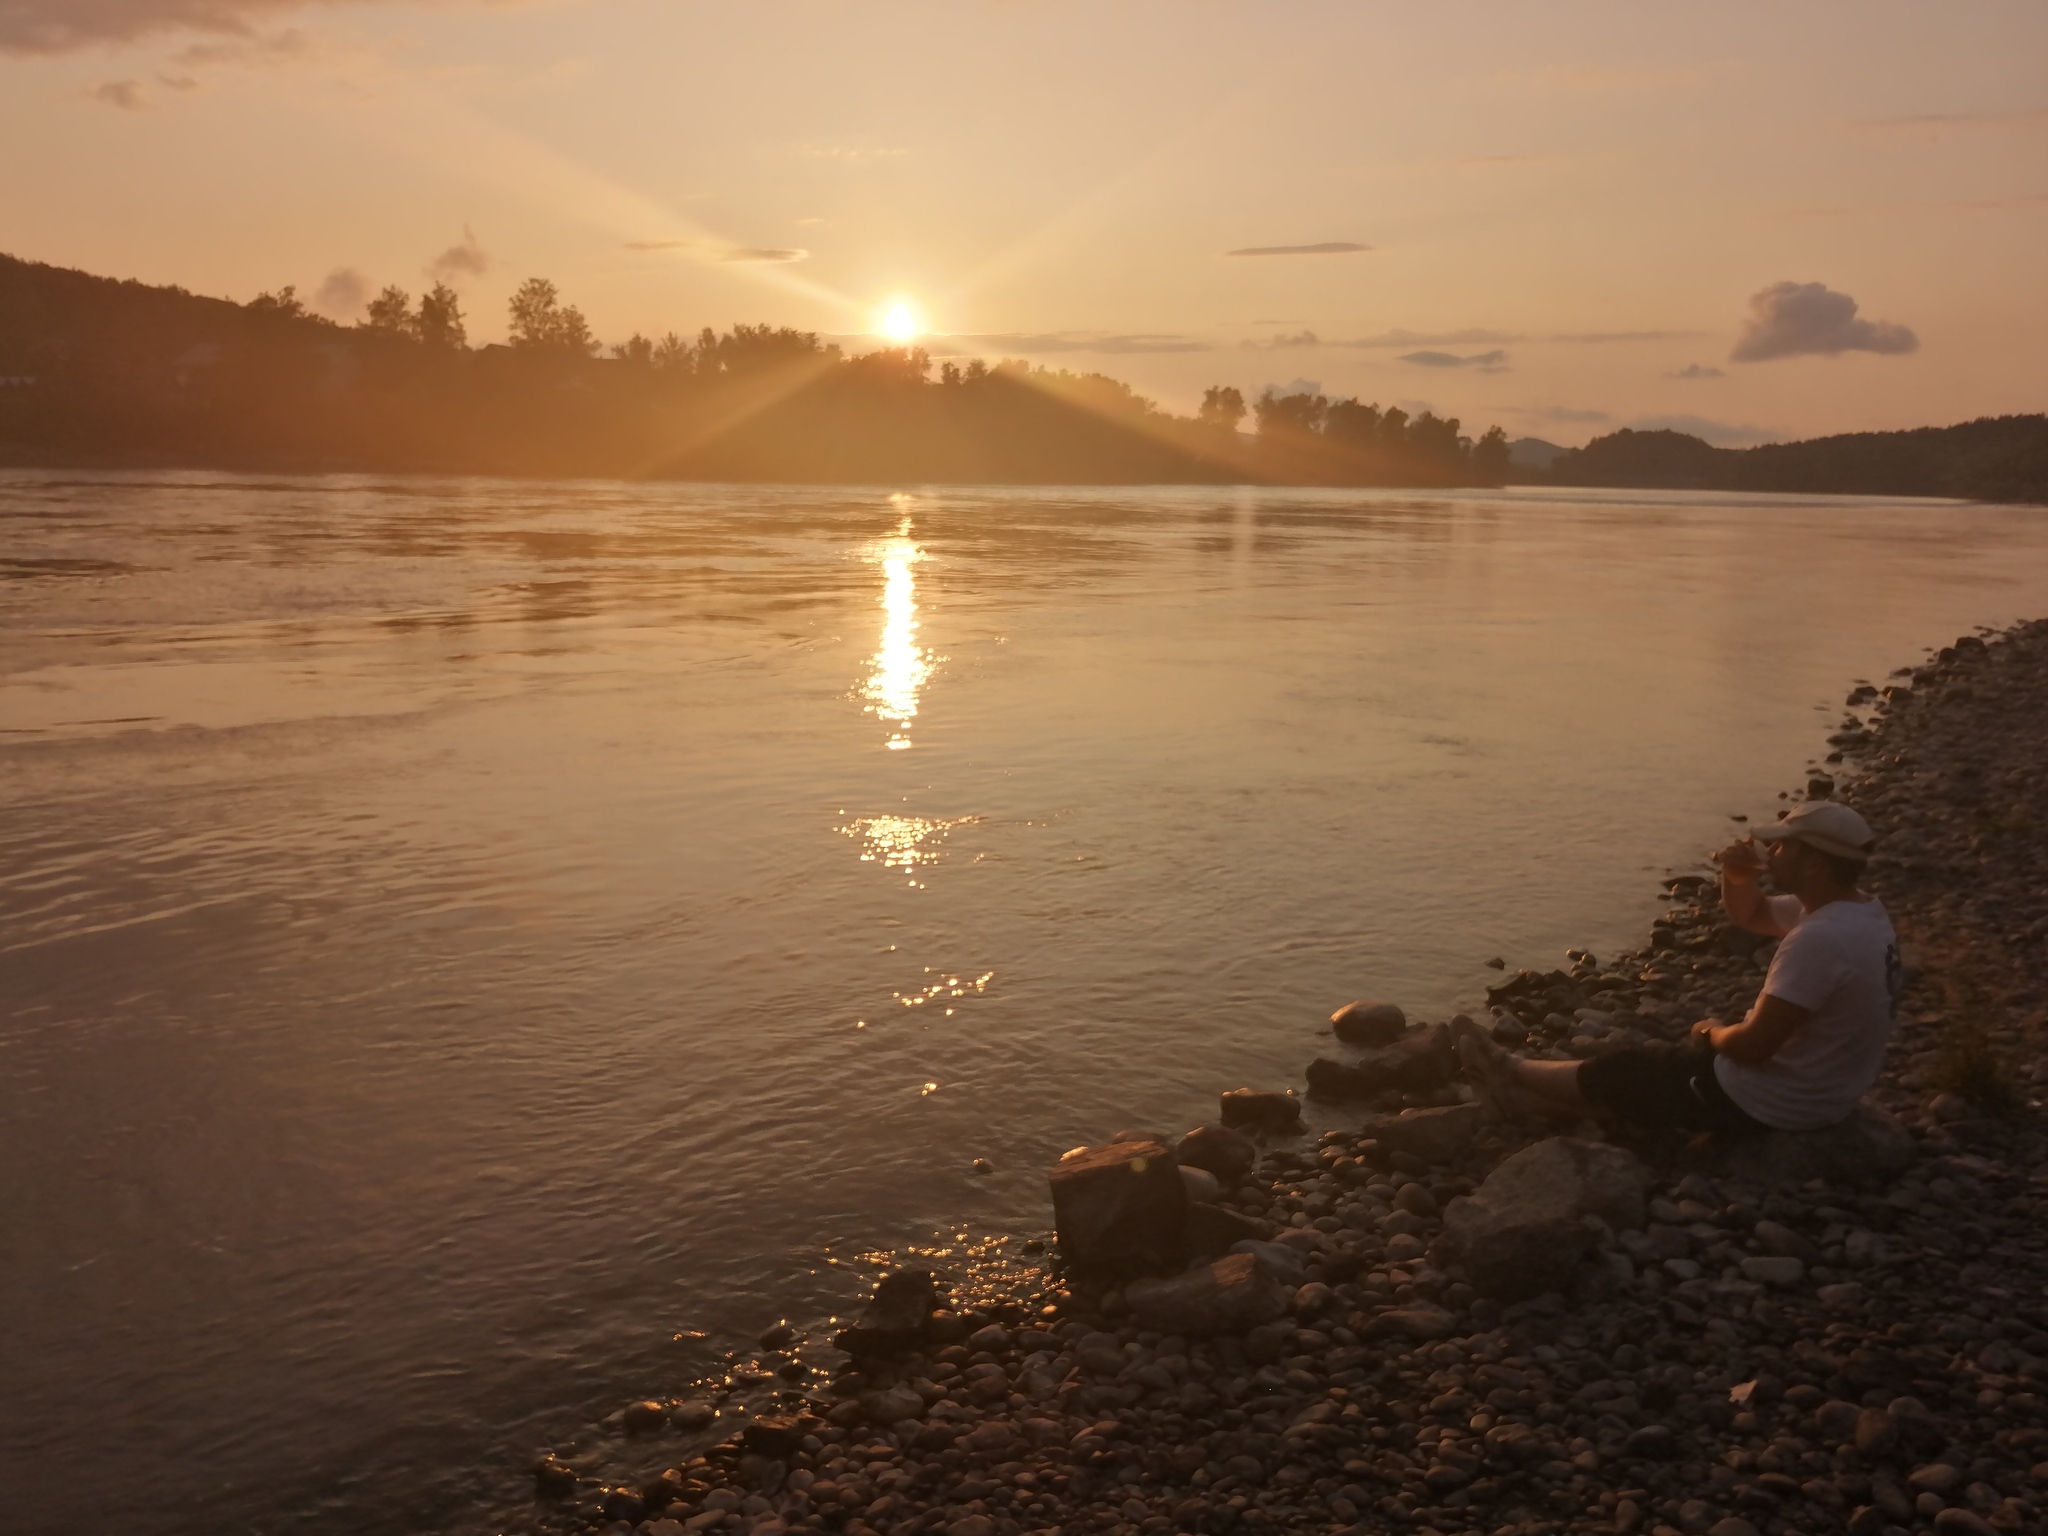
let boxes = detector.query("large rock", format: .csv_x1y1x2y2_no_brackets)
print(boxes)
832,1270,938,1359
1181,1201,1268,1261
1352,1023,1457,1093
1049,1139,1188,1272
1175,1124,1257,1183
1721,1104,1916,1186
1431,1136,1651,1299
1218,1088,1303,1133
1331,1000,1408,1047
1125,1251,1289,1335
1360,1103,1487,1164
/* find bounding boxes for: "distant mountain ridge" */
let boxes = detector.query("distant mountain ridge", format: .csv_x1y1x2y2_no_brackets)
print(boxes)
1544,420,2047,504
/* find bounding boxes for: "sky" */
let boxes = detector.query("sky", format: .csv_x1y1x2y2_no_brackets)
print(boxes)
2,0,2043,444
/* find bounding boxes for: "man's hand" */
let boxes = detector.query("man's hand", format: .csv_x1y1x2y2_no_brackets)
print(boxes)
1715,838,1764,880
1689,1016,1722,1044
1696,994,1814,1063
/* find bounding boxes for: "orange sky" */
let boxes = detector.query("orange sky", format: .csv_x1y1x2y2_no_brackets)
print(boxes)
3,0,2043,443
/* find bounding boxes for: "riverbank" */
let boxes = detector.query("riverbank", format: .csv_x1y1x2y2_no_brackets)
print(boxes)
526,622,2048,1536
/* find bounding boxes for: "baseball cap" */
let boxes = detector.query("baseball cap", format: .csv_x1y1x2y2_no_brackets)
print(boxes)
1755,800,1877,861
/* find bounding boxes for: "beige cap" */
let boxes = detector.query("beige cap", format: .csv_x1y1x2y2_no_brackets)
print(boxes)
1756,799,1877,861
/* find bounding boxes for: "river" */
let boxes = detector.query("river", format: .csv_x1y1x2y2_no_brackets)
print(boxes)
3,474,2045,1535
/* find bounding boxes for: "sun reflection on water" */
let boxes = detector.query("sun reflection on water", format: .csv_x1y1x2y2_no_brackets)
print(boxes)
838,813,980,886
861,506,932,749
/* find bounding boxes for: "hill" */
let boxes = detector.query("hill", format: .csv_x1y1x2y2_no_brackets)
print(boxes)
0,252,1505,487
1546,418,2048,504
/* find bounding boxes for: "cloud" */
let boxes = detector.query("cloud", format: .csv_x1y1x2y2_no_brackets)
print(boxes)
1399,349,1509,371
1729,281,1918,362
428,226,490,283
1545,330,1696,343
1863,108,2048,131
1225,242,1372,257
1260,378,1324,399
88,78,147,108
1337,328,1520,349
1241,329,1321,349
1511,406,1612,424
1629,414,1778,447
623,239,808,264
312,267,369,321
1668,363,1724,380
0,1,404,55
941,332,1211,356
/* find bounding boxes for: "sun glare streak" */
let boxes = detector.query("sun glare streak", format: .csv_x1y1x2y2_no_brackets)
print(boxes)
861,506,931,749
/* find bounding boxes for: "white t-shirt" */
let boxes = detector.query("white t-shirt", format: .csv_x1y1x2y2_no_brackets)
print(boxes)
1715,895,1901,1131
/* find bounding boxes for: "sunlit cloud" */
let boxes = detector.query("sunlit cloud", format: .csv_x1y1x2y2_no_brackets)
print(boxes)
1,0,334,53
1668,363,1724,380
1337,329,1521,349
1225,241,1372,257
1400,348,1509,371
623,239,810,265
1730,281,1917,361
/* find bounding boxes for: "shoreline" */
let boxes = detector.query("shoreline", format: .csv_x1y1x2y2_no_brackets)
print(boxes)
527,621,2048,1536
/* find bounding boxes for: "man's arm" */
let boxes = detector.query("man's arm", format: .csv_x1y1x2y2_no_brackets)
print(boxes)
1717,839,1793,937
1691,993,1813,1063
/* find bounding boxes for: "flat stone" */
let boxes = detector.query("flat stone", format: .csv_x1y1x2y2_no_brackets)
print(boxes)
1331,1000,1408,1046
1359,1102,1486,1164
860,1386,926,1424
1753,1219,1823,1264
1345,1023,1457,1095
1048,1140,1188,1272
1740,1255,1805,1287
1124,1251,1290,1335
1366,1305,1458,1341
1907,1464,1963,1494
1932,1510,1997,1536
1179,1164,1223,1202
1181,1200,1267,1260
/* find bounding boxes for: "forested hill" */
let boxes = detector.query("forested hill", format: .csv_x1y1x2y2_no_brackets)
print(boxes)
0,252,1505,487
1547,418,2048,504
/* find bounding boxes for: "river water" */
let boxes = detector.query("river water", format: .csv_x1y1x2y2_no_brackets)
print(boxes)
3,474,2046,1535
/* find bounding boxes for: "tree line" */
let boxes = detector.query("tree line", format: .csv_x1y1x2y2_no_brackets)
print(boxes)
0,254,1514,485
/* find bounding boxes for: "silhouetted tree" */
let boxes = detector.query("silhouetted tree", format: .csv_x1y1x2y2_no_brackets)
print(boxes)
248,285,309,321
1323,397,1382,447
1254,389,1326,439
417,284,466,349
1199,385,1247,435
508,277,597,355
1472,425,1510,483
365,285,414,336
613,333,656,367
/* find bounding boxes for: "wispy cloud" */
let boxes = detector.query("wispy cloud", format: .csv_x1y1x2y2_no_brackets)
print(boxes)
1241,329,1321,349
934,332,1212,356
1546,330,1696,343
312,266,369,320
88,78,148,109
1340,328,1520,349
428,226,490,283
1730,281,1917,362
1511,406,1612,424
1862,108,2048,131
1225,242,1372,257
625,239,809,264
1400,349,1510,371
1668,363,1724,380
3,0,319,54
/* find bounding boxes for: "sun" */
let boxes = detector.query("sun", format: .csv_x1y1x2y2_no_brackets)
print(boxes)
880,299,920,343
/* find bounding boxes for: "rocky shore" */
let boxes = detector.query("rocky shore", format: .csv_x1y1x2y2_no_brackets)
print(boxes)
528,620,2048,1536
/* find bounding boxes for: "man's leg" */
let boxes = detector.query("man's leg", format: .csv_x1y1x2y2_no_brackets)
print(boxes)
1455,1027,1593,1119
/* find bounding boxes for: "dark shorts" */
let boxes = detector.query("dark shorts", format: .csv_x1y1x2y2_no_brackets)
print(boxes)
1578,1044,1769,1138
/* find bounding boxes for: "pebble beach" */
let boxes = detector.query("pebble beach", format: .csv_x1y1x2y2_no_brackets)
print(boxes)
526,618,2048,1536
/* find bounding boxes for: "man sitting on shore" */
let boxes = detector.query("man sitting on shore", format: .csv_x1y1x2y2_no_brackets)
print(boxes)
1458,800,1901,1137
